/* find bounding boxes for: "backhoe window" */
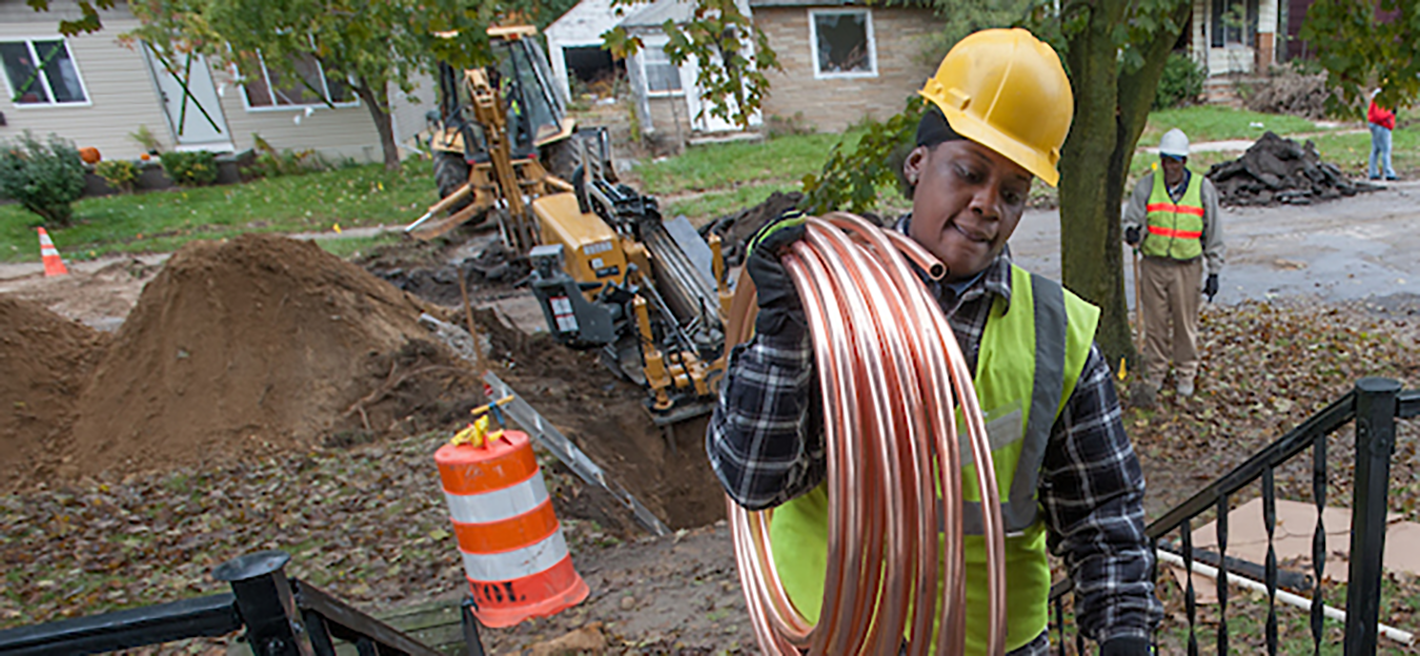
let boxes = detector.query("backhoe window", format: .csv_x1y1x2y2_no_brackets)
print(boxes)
495,39,564,147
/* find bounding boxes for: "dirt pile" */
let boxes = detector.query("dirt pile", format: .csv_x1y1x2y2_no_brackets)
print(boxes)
62,234,482,481
1240,66,1332,120
1206,131,1379,206
0,297,106,485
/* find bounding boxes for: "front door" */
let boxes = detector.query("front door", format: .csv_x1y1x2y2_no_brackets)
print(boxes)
143,44,234,151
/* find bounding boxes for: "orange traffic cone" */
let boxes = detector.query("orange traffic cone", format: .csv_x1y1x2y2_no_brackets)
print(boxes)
37,228,68,277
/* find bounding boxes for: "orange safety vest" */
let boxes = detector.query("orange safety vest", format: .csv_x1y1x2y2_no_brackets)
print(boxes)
1141,170,1205,261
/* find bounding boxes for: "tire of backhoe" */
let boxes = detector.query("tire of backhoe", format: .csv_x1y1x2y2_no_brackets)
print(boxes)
433,151,475,219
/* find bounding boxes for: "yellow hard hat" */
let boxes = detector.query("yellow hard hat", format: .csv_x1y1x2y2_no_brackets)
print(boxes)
919,28,1073,187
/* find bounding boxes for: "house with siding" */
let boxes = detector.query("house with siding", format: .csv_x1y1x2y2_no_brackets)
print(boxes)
752,0,936,133
0,0,432,163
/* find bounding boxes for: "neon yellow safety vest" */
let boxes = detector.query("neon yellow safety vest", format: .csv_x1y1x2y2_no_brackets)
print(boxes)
1140,170,1205,261
768,264,1100,654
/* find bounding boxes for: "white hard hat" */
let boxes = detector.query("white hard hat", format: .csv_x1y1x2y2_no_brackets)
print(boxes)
1159,128,1189,158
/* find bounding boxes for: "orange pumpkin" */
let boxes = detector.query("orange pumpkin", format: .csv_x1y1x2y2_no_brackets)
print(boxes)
79,147,101,164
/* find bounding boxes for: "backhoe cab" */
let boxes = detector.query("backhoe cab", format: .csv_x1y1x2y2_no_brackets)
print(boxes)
409,25,592,242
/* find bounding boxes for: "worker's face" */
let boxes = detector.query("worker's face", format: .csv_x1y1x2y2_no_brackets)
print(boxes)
904,140,1031,281
1161,155,1187,187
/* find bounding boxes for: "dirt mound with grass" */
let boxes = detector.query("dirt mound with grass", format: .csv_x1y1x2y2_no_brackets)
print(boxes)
0,297,106,486
64,234,483,480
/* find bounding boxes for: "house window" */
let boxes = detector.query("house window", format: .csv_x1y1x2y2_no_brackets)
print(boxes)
1211,0,1259,47
810,9,875,78
0,39,88,106
642,45,682,94
242,51,355,110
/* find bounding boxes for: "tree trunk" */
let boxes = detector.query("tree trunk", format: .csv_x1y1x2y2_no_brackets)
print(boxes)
1059,0,1189,379
353,78,401,172
1059,1,1130,372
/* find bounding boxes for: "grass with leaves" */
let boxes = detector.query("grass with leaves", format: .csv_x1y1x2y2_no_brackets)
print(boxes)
0,161,435,263
1139,105,1336,146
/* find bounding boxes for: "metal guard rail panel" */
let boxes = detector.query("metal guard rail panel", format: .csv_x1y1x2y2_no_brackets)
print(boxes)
0,550,486,656
0,593,241,656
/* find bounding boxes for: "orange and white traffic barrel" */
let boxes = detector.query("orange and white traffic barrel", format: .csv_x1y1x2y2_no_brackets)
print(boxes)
435,423,589,628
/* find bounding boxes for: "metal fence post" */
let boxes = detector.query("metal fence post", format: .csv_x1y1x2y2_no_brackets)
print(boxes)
212,551,314,656
460,596,486,656
1345,377,1400,656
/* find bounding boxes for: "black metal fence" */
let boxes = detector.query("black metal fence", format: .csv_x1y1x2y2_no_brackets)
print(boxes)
0,550,486,656
1050,377,1420,655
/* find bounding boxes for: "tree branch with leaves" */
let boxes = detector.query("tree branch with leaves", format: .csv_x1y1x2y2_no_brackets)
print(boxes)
603,0,778,129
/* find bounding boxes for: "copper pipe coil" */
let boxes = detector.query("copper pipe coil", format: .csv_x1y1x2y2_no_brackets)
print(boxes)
726,214,1007,655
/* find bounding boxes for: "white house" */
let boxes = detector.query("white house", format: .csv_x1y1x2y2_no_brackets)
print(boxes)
0,0,432,163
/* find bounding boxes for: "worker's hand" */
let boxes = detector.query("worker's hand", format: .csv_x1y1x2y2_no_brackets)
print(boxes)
746,210,808,337
1124,226,1141,247
1204,273,1219,302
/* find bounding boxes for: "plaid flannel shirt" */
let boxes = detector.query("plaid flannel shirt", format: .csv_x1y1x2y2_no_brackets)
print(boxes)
707,237,1162,652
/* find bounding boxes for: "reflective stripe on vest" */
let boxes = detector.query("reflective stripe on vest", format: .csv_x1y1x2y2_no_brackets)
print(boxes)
767,264,1100,654
1141,171,1205,261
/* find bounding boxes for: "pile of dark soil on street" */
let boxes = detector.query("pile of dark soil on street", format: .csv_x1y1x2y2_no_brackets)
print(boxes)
0,297,107,488
1207,131,1381,206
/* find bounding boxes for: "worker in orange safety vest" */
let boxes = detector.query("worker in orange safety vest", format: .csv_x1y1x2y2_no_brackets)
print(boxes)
1121,128,1225,407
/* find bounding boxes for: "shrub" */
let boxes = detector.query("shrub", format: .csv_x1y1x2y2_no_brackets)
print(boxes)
0,131,87,227
129,125,162,154
241,133,330,179
159,150,218,187
95,159,140,193
1154,52,1206,110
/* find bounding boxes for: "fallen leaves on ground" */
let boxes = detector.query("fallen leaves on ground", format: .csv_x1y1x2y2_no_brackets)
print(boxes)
0,430,611,636
1129,299,1420,521
4,297,1420,654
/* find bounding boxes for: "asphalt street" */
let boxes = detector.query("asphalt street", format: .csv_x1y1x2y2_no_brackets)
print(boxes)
1008,179,1420,312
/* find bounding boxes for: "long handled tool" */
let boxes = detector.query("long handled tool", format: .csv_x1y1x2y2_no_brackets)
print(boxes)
1132,247,1144,345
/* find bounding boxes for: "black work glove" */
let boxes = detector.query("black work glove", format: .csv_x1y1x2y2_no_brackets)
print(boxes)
1100,635,1152,655
1124,225,1141,247
1204,273,1219,302
745,210,808,337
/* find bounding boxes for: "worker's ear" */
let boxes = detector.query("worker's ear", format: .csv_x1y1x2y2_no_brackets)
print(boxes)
902,145,931,194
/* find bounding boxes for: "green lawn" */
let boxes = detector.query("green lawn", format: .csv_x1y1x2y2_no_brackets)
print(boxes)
633,132,849,196
1140,105,1333,146
1,160,437,263
2,106,1384,263
1310,126,1420,177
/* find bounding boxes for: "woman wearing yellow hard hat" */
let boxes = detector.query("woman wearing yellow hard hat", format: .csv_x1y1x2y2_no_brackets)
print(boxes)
709,28,1161,654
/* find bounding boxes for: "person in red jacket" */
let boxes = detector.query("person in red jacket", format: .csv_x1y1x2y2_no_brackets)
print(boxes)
1369,89,1399,181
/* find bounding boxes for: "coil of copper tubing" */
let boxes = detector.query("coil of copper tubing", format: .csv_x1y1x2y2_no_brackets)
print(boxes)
725,213,1007,655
